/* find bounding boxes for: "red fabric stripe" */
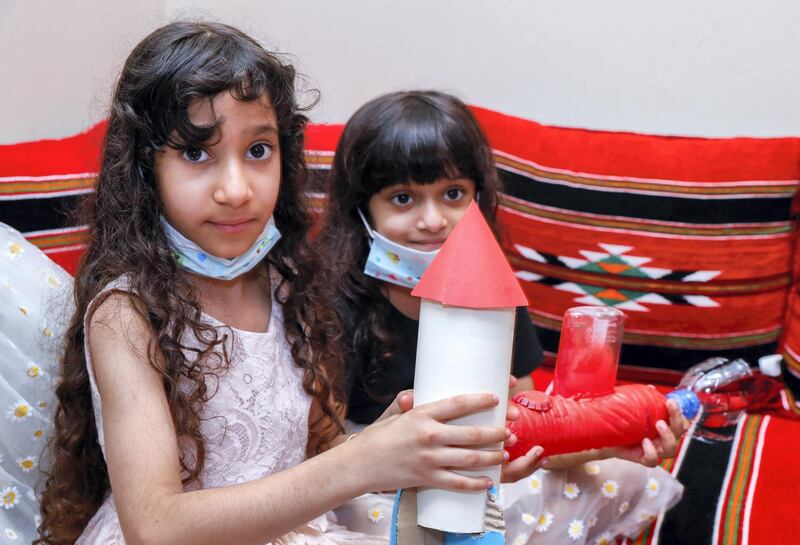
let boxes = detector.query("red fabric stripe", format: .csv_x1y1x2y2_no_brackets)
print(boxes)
43,247,84,276
471,107,800,182
745,416,800,544
305,123,344,152
0,122,107,177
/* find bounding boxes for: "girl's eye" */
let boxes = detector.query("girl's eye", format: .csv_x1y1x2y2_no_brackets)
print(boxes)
183,147,209,163
246,142,272,160
390,193,412,206
444,187,466,201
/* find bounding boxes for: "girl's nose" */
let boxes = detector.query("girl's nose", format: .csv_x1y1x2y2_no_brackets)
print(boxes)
416,202,448,232
213,161,253,207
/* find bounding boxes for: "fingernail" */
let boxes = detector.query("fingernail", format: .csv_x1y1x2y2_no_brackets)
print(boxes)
485,479,494,488
656,421,668,431
492,394,500,403
532,446,544,458
503,450,510,461
505,428,512,439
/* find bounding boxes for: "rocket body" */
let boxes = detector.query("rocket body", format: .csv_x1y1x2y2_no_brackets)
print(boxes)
413,299,515,533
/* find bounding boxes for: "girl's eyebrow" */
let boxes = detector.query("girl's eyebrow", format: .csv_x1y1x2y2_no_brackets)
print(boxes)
247,123,279,136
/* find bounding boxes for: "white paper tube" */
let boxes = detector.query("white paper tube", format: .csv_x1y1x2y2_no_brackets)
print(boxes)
413,299,515,533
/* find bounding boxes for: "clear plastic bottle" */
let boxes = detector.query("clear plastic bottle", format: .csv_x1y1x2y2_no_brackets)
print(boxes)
679,356,787,442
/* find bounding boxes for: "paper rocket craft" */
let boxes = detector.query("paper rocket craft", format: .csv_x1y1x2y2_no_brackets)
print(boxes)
410,201,526,534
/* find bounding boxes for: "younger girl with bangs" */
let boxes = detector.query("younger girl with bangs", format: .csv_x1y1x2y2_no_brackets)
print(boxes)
317,90,688,545
0,24,518,545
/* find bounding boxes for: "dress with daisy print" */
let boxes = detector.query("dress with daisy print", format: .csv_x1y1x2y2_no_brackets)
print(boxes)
0,224,73,544
500,459,683,545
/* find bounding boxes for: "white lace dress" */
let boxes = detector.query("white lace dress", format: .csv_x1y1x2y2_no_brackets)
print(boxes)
0,223,384,545
75,275,386,545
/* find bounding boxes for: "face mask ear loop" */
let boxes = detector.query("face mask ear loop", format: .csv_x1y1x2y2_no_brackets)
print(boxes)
357,208,376,240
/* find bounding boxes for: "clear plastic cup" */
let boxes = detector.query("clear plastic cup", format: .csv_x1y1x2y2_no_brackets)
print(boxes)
553,306,624,399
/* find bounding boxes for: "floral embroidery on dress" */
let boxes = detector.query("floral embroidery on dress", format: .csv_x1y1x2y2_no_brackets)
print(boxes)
6,401,32,421
563,482,581,499
646,477,660,498
534,510,554,533
527,474,542,494
600,479,619,498
17,456,36,472
1,487,20,510
7,242,23,259
567,519,585,540
367,506,384,523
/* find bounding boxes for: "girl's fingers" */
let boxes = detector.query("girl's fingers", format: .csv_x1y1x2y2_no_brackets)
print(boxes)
416,393,500,422
639,438,659,467
428,447,507,469
506,404,520,422
509,375,518,388
655,420,678,458
431,470,493,492
432,423,507,446
396,390,414,413
667,399,690,436
500,446,544,483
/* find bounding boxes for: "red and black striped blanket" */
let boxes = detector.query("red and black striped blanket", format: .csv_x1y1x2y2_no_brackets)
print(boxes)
3,113,800,544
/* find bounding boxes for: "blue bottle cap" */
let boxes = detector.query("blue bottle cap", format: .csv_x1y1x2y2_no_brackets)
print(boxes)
666,389,701,420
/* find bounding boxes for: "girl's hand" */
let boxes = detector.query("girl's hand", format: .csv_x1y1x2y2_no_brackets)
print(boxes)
352,393,507,493
500,445,546,483
375,375,524,424
608,399,690,466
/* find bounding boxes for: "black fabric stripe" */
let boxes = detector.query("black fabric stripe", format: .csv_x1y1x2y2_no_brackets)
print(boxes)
535,326,778,373
499,169,794,224
0,196,82,233
660,431,736,545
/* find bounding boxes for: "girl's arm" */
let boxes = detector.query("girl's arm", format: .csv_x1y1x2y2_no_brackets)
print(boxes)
90,294,506,545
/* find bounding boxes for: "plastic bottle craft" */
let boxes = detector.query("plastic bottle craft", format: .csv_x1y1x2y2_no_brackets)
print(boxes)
507,306,700,461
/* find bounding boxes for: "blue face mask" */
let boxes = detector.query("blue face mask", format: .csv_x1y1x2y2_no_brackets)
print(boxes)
358,209,439,289
161,216,281,281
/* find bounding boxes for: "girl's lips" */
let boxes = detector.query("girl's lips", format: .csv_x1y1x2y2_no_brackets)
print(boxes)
410,240,446,251
208,219,256,235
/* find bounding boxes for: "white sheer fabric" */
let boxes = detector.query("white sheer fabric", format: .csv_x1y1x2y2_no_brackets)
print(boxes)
0,224,72,544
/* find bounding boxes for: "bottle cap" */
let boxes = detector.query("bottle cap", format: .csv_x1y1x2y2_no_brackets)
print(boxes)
758,354,783,377
667,389,701,420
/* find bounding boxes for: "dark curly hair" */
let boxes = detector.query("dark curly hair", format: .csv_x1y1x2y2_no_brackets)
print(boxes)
37,21,343,545
315,90,503,417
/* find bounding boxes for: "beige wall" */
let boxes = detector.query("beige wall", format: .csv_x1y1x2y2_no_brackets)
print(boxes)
2,0,798,144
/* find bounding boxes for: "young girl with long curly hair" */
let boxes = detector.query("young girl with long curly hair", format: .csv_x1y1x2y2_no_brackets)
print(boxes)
0,23,517,545
315,90,689,545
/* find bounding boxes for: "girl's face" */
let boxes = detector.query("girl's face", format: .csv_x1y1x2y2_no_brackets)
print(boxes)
155,92,281,259
366,178,476,251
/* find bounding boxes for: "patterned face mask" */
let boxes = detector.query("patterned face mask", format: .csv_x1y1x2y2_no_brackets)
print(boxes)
358,209,439,289
161,216,281,281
